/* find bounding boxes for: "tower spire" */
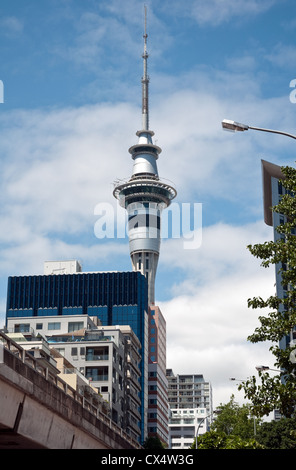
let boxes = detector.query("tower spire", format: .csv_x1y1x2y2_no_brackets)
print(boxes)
142,5,149,131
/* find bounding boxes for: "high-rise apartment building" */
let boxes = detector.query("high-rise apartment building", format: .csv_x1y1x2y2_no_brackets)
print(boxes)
166,369,213,449
166,370,212,412
147,306,169,445
148,306,167,374
6,314,141,441
262,159,296,351
6,261,148,443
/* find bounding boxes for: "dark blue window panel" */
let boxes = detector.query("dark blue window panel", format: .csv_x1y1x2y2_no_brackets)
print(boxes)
6,271,147,315
62,307,83,315
7,309,33,317
37,308,58,316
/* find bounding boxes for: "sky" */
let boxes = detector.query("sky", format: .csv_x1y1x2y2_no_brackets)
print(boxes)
1,0,296,410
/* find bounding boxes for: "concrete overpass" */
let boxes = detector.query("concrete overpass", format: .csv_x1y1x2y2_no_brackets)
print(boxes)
0,332,141,449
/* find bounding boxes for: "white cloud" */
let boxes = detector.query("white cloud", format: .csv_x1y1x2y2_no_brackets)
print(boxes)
265,43,296,69
0,16,24,36
161,221,273,280
157,0,276,26
158,220,276,407
52,5,144,73
151,69,296,210
166,341,274,408
0,103,138,237
192,0,276,25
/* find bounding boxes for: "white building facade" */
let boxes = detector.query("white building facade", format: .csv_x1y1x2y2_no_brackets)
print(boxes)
166,369,213,449
169,407,210,449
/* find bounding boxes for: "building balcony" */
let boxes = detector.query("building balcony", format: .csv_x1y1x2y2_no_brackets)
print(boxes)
87,374,109,382
86,354,109,361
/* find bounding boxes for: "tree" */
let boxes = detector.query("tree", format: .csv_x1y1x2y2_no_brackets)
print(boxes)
191,430,263,449
211,395,259,439
238,165,296,418
256,417,296,449
143,436,165,449
191,396,263,449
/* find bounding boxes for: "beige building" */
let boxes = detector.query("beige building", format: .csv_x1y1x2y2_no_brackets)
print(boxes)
6,315,142,443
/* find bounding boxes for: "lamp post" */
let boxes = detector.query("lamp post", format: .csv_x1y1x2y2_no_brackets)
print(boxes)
195,411,217,449
221,119,296,140
195,415,207,449
255,365,280,373
229,377,257,437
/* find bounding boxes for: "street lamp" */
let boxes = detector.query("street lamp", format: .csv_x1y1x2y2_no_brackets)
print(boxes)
255,365,280,373
195,411,218,449
221,119,296,140
229,377,257,436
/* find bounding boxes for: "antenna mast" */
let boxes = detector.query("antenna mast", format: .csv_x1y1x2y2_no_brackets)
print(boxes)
142,5,149,131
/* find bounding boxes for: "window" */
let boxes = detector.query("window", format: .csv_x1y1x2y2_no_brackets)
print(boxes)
14,324,30,333
278,181,283,195
71,347,78,356
86,346,109,361
48,322,61,330
55,348,65,356
86,366,108,381
68,321,84,332
36,323,43,330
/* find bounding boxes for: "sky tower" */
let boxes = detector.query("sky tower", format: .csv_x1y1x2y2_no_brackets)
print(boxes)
113,10,176,305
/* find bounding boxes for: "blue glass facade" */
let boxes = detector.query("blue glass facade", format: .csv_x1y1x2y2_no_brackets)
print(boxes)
6,270,148,442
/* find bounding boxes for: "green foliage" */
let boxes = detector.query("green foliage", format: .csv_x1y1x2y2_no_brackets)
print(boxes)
190,396,263,449
211,395,260,439
190,397,296,449
256,417,296,449
143,436,165,449
191,430,263,449
239,165,296,418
